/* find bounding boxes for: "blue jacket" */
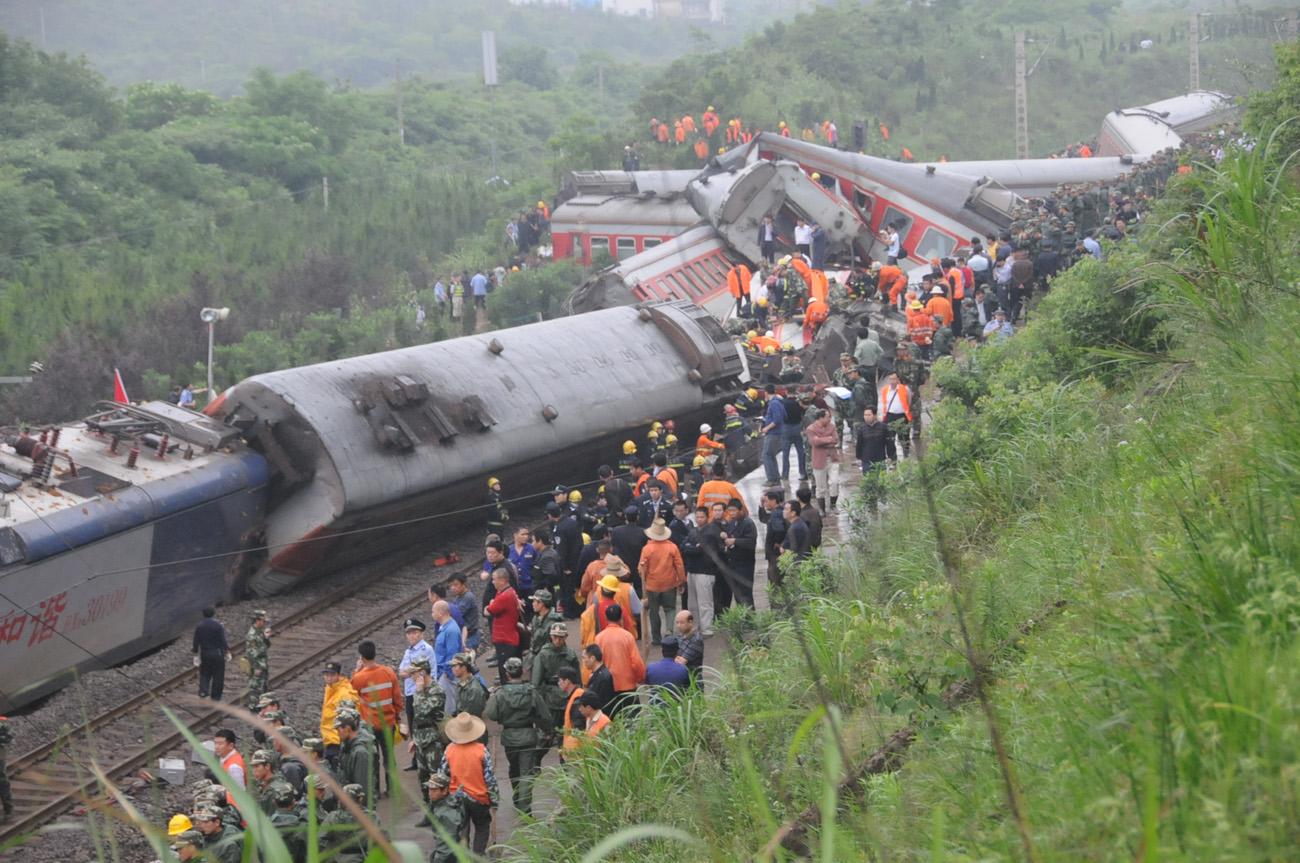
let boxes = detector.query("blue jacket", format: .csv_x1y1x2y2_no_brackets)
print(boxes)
762,397,786,436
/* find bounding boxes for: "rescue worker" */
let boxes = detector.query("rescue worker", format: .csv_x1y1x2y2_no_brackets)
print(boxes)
268,785,304,862
878,371,914,461
906,299,935,360
618,440,637,474
438,713,498,855
924,284,953,328
192,804,242,863
484,657,553,814
803,295,829,344
249,749,294,816
702,106,719,136
528,589,564,656
451,653,489,720
320,785,368,862
486,477,508,536
333,710,377,807
319,660,359,767
423,774,466,863
407,658,446,793
726,261,753,317
694,423,725,464
693,136,709,162
243,610,272,710
532,622,580,733
170,829,205,862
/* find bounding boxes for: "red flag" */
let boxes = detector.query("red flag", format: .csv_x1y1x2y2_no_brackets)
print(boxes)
113,368,129,404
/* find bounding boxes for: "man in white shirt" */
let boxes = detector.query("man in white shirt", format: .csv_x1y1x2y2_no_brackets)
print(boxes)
794,220,811,257
1082,234,1102,260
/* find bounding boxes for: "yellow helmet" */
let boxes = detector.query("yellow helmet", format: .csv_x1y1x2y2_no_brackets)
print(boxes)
782,342,794,352
756,297,768,307
537,200,546,208
692,455,707,468
810,172,821,180
622,440,637,455
487,476,501,489
597,484,605,495
581,532,591,545
779,255,792,266
778,121,787,128
568,490,583,504
763,345,778,355
746,330,758,340
665,434,678,446
168,814,193,836
648,428,660,440
707,105,714,111
746,387,759,400
651,421,663,431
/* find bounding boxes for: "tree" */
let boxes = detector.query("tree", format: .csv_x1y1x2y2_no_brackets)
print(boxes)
501,45,557,90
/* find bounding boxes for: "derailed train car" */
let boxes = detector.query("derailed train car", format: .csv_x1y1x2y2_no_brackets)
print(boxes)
212,301,744,596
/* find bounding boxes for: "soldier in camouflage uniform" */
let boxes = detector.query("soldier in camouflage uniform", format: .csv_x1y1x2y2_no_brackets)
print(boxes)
406,658,446,791
450,653,489,721
269,782,305,863
0,716,11,821
320,784,368,863
531,621,579,733
831,353,859,441
297,773,335,820
892,343,929,441
527,589,564,657
332,710,377,808
483,657,553,814
249,749,295,816
244,610,272,710
423,773,467,863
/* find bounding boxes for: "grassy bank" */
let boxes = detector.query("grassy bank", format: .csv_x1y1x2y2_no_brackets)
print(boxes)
499,55,1300,863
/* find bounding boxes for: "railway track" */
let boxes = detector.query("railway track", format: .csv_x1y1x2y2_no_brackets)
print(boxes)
0,550,475,846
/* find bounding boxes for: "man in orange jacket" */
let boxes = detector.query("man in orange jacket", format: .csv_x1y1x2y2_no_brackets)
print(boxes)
638,518,686,645
726,262,752,317
593,604,645,717
803,296,829,343
906,300,935,360
693,137,709,161
924,284,953,327
878,262,908,309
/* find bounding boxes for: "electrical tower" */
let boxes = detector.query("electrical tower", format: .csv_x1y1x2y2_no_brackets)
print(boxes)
1015,31,1029,159
1189,12,1200,91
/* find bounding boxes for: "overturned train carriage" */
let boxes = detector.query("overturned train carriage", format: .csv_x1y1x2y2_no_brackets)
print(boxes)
215,301,744,595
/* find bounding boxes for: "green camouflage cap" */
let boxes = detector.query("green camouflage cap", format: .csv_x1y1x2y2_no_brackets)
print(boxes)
171,829,204,849
261,709,286,723
272,784,297,805
256,692,280,708
249,749,274,766
252,609,269,620
192,804,223,822
531,588,553,605
424,773,451,790
409,657,432,673
549,622,569,637
342,784,366,803
301,737,324,755
503,657,524,676
308,774,328,790
336,698,358,712
277,725,302,744
451,652,474,668
333,709,360,727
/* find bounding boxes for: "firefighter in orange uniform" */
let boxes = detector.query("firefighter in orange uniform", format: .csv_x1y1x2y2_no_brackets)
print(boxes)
702,106,719,136
693,137,709,161
809,269,829,304
682,115,695,135
778,121,791,138
657,121,670,144
789,255,814,296
878,262,909,308
674,120,685,145
906,300,935,359
803,296,829,344
726,262,753,317
923,284,953,327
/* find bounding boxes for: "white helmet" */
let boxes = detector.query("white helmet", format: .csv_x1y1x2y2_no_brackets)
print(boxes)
700,424,712,434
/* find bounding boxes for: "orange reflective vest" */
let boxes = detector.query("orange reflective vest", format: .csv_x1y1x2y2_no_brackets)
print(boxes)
726,264,752,298
805,298,829,325
674,122,685,144
809,270,829,303
562,686,586,751
881,265,908,303
750,335,780,353
682,115,695,134
696,434,726,458
924,295,953,326
657,123,669,143
693,139,709,160
878,384,913,421
907,309,934,345
945,267,965,300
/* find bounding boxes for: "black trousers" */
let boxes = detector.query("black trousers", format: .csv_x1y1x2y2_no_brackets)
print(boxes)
198,653,225,700
492,640,521,686
463,798,493,854
761,240,775,263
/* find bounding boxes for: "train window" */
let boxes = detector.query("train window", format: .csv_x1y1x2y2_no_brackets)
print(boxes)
679,267,706,297
644,238,662,249
696,257,725,282
616,237,637,260
666,273,688,297
589,236,610,258
853,188,874,212
880,206,913,239
915,227,957,261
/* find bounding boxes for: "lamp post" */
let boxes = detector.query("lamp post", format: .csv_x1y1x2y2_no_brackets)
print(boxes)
199,307,230,405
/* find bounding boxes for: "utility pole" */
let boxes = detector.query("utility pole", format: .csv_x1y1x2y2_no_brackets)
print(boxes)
1014,31,1029,159
322,176,329,212
597,65,604,106
395,59,405,146
482,31,501,183
1189,12,1201,90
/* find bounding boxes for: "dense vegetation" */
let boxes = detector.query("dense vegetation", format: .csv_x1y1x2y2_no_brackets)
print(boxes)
494,41,1300,861
0,34,612,419
635,0,1285,161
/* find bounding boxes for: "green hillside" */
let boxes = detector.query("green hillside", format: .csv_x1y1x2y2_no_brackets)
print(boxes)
634,0,1284,162
500,42,1300,862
